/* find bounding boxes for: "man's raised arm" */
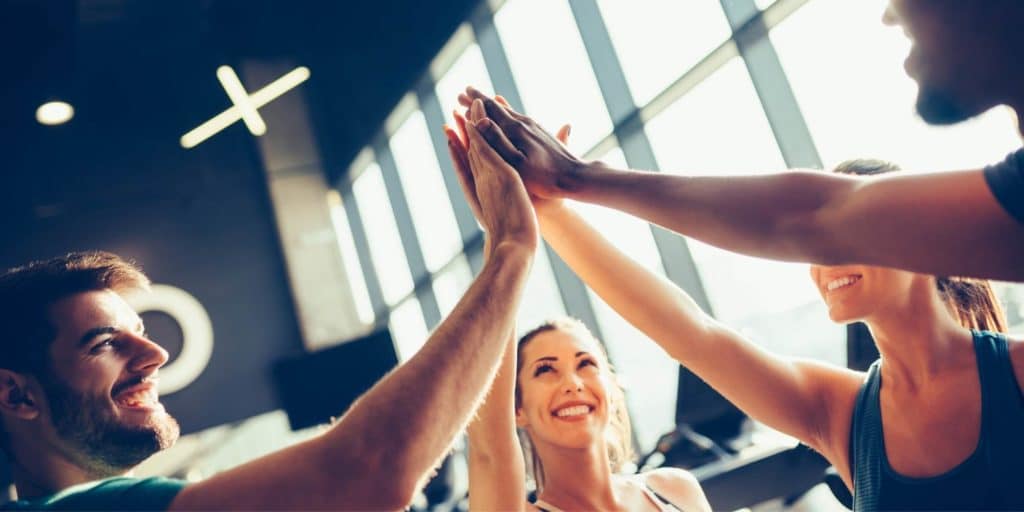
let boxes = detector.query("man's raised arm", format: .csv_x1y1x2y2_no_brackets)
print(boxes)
460,88,1024,281
168,117,539,511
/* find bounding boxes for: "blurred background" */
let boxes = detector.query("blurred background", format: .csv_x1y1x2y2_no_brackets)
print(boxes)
2,0,1022,510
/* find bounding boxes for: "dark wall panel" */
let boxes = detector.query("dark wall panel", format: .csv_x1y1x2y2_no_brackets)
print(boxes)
1,123,304,435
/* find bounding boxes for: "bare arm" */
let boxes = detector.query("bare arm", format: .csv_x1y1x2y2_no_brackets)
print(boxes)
536,199,856,453
170,108,540,511
169,246,533,511
459,88,1024,281
466,335,527,511
447,103,535,512
574,164,1024,281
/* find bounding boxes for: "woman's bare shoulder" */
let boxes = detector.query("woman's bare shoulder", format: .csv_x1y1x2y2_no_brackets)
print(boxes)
642,467,711,512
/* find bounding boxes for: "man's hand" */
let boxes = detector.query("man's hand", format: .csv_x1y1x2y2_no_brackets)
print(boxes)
457,86,587,199
446,100,571,223
448,98,540,255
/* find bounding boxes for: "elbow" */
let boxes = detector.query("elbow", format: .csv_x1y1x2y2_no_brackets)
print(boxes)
363,450,426,511
346,459,422,511
318,439,422,510
378,479,420,512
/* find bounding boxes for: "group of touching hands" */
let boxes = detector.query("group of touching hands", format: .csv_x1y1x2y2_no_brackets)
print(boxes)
442,87,583,258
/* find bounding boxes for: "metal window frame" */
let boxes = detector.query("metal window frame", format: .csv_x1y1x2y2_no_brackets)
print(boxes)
372,134,444,328
336,0,846,370
416,76,486,275
338,184,390,324
468,0,604,337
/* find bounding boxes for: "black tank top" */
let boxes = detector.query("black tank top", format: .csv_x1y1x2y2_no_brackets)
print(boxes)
850,330,1024,511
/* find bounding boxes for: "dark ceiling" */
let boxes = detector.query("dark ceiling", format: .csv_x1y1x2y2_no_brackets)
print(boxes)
0,0,480,223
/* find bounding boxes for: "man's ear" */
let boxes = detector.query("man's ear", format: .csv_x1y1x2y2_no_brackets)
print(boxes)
0,369,40,420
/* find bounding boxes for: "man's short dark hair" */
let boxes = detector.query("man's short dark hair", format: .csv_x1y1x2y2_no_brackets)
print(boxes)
0,251,150,376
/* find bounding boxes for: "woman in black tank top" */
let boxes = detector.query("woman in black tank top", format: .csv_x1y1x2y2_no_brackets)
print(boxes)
448,112,711,512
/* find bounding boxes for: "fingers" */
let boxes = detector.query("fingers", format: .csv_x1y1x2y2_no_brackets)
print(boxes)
444,125,470,179
460,87,529,126
453,110,469,149
445,125,483,219
475,115,527,167
467,120,515,172
495,95,530,123
480,96,524,134
469,98,487,124
465,85,488,103
494,94,513,110
556,124,571,145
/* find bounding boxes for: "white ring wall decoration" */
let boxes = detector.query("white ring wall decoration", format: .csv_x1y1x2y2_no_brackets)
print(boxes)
126,284,214,395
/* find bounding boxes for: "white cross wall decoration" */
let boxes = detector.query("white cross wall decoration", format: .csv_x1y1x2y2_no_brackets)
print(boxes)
180,65,311,149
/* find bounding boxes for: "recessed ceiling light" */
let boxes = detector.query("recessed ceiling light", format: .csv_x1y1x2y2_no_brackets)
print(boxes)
36,101,75,126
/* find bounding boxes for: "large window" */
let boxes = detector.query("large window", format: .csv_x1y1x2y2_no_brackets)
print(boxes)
351,162,415,306
431,254,474,318
327,190,374,325
329,0,1024,461
435,41,494,126
494,0,613,153
573,147,681,449
390,109,464,272
645,57,846,364
596,0,731,106
389,296,429,361
516,247,568,334
770,0,1020,170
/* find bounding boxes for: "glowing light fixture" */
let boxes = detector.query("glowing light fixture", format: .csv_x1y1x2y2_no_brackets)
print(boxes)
180,65,311,149
36,101,74,126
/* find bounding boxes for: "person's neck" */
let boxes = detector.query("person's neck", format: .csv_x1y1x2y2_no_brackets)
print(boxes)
9,437,130,500
865,282,974,392
534,442,620,511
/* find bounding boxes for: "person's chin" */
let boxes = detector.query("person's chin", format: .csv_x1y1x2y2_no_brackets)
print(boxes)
553,435,595,450
916,86,977,125
827,306,861,325
111,403,180,445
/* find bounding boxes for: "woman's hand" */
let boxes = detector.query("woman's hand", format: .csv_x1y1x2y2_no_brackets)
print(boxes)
446,96,571,222
444,98,540,258
457,86,587,200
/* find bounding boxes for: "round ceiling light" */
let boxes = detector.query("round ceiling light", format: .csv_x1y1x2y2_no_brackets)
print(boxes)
36,101,75,126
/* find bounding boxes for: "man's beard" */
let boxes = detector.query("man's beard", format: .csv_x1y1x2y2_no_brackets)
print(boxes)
41,373,180,472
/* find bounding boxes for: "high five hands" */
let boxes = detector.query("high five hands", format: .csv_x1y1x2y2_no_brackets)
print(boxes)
444,93,573,241
442,96,542,259
454,87,580,200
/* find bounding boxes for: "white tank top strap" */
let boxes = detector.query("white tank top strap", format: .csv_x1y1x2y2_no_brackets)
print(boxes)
531,497,561,512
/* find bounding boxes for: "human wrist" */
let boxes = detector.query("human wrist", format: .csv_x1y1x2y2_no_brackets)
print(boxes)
485,240,535,267
533,197,568,220
567,159,615,200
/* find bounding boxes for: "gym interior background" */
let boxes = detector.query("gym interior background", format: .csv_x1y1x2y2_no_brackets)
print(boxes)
2,0,1023,510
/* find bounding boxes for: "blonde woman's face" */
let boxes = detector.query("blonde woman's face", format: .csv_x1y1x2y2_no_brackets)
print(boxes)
516,328,612,450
